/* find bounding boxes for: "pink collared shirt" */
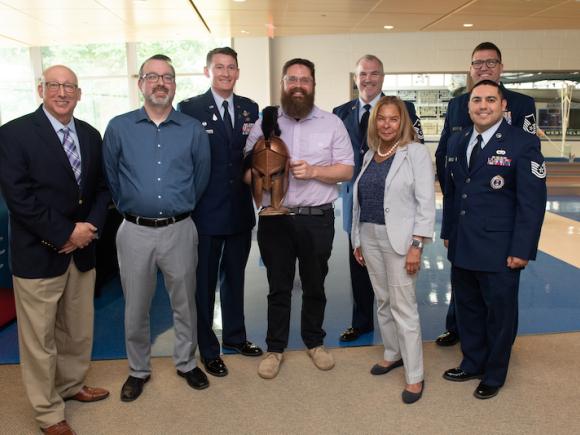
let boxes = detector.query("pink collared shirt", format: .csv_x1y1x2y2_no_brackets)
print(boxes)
245,106,354,207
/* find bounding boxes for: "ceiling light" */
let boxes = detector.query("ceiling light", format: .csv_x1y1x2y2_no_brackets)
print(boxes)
463,23,474,28
241,30,250,34
233,0,246,2
384,25,394,30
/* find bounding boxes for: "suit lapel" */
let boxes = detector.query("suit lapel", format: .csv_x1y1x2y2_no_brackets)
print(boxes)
458,128,472,175
204,89,231,143
384,146,408,189
74,119,89,191
233,94,244,137
346,100,361,144
33,107,77,185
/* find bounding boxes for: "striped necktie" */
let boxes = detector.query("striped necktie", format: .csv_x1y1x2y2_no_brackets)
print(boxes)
61,128,82,185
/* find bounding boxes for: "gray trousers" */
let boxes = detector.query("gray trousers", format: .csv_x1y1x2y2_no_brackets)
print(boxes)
360,223,424,385
116,218,198,378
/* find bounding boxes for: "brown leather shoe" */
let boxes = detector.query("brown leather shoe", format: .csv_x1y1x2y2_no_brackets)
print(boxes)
66,385,110,402
41,420,76,435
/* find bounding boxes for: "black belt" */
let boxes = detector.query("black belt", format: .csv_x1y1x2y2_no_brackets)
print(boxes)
124,212,190,228
287,203,333,216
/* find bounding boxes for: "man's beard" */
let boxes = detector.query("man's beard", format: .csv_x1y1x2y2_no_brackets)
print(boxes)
144,85,172,107
281,87,315,119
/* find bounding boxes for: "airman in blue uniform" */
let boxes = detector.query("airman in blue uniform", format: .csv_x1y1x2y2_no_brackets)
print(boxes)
441,80,546,399
333,54,424,342
177,47,262,378
434,42,537,347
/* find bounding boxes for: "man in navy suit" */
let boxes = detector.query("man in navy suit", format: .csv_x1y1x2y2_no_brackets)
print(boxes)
0,65,110,435
332,54,424,342
434,42,537,347
441,80,546,399
177,47,262,377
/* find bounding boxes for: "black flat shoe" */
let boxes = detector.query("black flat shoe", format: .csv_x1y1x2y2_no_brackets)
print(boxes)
370,359,403,375
177,367,209,390
402,381,424,404
474,382,500,399
120,375,150,402
442,367,482,382
223,341,263,357
202,357,228,377
435,330,460,346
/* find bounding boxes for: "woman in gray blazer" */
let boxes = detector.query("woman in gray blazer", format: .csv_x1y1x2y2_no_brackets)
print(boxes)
351,96,435,404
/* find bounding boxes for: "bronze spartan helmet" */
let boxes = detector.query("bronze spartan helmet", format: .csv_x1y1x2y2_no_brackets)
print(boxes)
251,106,290,216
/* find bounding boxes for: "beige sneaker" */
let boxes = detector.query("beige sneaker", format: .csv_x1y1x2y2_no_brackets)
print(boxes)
258,352,283,379
307,345,335,370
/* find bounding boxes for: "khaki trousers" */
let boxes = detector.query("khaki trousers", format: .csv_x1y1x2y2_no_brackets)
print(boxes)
360,223,424,385
13,260,95,429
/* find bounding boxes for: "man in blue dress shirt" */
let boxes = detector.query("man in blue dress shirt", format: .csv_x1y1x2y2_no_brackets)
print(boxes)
333,54,424,343
103,54,211,401
434,42,537,347
177,47,262,378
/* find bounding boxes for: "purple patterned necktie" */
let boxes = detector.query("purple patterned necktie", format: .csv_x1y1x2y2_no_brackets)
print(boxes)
61,128,82,185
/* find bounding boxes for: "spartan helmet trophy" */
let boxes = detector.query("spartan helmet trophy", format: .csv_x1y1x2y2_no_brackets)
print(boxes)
251,106,290,216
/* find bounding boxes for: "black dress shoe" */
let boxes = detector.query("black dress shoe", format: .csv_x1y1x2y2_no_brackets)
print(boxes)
474,382,500,399
202,357,228,377
223,341,263,357
443,367,482,382
177,367,209,390
120,375,150,402
435,330,460,347
339,327,361,342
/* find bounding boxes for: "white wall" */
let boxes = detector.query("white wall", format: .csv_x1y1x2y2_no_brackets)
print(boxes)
233,37,271,109
235,29,580,113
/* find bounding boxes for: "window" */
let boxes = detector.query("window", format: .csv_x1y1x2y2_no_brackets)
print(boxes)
136,38,229,105
0,47,35,126
40,43,129,133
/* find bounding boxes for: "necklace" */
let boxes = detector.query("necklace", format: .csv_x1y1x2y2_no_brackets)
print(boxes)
377,140,399,158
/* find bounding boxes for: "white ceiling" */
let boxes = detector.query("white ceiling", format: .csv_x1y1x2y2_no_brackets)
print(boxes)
1,0,580,47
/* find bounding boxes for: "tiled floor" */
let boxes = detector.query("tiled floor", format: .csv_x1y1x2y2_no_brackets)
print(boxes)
1,195,579,364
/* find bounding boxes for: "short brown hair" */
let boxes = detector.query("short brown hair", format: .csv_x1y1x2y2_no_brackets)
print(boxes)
355,54,384,74
367,96,417,151
139,54,175,77
472,42,502,62
206,47,238,67
282,58,315,83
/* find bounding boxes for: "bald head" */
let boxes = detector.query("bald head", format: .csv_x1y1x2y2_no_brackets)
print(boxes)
41,65,78,85
38,65,81,124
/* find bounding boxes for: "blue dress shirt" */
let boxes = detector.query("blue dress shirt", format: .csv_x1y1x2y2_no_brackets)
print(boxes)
103,107,211,218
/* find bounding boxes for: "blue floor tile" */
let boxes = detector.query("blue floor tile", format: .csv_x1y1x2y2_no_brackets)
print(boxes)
1,195,579,364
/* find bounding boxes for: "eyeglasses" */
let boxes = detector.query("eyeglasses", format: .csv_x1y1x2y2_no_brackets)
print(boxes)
44,82,78,94
471,59,501,69
283,76,314,85
141,73,176,84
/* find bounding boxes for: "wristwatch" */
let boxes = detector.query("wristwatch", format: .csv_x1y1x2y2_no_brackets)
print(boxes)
411,238,423,250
